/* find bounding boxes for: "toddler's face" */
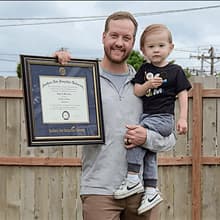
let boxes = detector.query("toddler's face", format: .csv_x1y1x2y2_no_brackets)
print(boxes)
142,31,174,67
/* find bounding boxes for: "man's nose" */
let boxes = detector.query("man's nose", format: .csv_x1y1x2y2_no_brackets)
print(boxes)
115,37,123,46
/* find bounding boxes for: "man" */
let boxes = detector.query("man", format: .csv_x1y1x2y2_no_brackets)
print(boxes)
55,11,176,220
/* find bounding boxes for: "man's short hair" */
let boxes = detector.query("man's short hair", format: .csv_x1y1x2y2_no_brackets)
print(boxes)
104,11,138,38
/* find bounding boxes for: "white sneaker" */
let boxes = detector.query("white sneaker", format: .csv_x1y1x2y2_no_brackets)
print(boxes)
137,189,163,215
114,179,144,199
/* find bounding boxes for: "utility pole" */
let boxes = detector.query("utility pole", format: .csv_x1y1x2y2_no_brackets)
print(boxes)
201,54,204,73
209,46,215,75
190,46,220,75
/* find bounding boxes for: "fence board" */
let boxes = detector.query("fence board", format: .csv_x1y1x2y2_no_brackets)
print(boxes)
202,77,217,156
215,78,220,220
202,166,217,220
217,77,220,156
200,77,217,220
6,77,21,156
20,167,35,219
158,166,174,219
63,144,79,219
192,83,203,220
173,166,192,220
0,77,7,220
187,88,193,157
76,168,83,220
0,77,6,155
34,167,49,220
215,166,220,218
0,168,7,220
5,78,21,220
48,167,63,220
20,98,29,156
6,167,20,220
63,167,77,219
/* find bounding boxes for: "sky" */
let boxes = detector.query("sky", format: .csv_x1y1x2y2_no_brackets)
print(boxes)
1,1,220,77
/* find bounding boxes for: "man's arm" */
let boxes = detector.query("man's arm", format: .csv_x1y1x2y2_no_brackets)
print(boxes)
124,125,176,152
144,129,176,152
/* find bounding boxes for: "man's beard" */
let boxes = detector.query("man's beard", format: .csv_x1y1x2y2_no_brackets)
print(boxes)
104,47,130,64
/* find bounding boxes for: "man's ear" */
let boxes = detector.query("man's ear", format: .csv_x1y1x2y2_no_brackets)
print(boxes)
102,32,106,44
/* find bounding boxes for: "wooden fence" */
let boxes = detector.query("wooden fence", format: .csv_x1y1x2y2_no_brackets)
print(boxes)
0,75,220,220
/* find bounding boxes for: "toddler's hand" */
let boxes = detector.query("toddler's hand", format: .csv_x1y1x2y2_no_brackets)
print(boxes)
176,118,187,135
148,76,163,89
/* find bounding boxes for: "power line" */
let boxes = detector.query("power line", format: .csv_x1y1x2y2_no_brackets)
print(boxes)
171,57,192,60
0,15,106,21
0,5,220,28
0,58,17,62
0,18,105,28
174,49,199,53
134,5,220,16
0,53,18,56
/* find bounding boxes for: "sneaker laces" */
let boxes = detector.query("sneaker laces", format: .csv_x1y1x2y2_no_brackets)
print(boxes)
118,180,126,190
141,192,147,204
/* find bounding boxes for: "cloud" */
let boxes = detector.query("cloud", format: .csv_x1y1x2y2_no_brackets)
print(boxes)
1,1,220,76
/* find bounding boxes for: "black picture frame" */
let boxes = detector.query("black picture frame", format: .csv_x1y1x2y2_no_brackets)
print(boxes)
20,54,105,146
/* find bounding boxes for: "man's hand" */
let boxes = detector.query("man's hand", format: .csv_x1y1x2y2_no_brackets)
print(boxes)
124,125,147,148
53,50,71,65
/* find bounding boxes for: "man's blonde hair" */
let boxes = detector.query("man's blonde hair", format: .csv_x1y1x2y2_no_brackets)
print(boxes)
140,24,173,51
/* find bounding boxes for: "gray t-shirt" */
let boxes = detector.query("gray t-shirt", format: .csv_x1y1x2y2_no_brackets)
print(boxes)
102,69,129,92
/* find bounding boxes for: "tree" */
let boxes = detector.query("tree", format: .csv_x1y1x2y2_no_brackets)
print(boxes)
184,67,192,78
127,50,145,71
17,63,21,78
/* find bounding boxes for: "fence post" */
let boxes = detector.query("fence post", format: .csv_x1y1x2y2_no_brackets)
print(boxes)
192,83,202,220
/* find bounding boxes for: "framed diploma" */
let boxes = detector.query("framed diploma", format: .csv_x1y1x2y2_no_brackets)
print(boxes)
20,54,105,146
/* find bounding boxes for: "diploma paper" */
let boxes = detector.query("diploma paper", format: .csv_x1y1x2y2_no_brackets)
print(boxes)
39,76,89,123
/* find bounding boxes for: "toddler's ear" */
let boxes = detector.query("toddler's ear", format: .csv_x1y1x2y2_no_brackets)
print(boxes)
170,43,174,51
